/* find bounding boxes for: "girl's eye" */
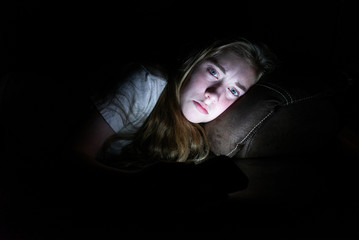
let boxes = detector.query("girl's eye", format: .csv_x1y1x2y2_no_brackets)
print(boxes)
208,68,218,78
229,87,239,96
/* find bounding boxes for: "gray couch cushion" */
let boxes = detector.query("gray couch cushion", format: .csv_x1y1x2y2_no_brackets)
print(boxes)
204,74,342,158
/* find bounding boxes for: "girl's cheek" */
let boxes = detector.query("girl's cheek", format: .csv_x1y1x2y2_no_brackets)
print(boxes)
222,98,235,109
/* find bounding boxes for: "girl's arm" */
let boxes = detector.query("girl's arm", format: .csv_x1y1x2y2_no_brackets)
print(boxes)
71,109,127,174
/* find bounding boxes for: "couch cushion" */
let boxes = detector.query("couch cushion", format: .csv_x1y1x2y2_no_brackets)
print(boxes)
204,73,344,158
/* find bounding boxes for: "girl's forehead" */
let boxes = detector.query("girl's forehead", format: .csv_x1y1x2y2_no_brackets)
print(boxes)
206,52,245,68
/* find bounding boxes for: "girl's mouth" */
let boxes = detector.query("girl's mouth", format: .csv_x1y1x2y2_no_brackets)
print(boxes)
193,100,209,114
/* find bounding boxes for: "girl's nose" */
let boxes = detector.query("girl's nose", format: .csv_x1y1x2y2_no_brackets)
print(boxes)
204,86,220,104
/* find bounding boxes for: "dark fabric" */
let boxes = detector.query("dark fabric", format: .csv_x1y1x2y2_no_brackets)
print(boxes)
204,72,348,158
0,73,249,232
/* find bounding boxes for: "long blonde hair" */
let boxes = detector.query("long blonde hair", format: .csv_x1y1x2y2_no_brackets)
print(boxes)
107,38,276,169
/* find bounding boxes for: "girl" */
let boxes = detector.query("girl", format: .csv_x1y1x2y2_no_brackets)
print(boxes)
73,38,277,172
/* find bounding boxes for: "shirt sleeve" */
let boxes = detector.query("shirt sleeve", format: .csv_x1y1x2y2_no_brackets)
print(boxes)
93,65,167,135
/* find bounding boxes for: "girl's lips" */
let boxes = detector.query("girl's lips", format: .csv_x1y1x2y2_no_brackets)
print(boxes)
193,100,209,114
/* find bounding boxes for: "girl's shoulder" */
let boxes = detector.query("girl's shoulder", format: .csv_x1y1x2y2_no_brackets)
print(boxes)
91,62,168,105
140,63,168,81
115,62,168,90
122,63,167,90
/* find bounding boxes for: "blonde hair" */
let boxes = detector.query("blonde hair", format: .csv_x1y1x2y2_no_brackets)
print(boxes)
106,38,276,169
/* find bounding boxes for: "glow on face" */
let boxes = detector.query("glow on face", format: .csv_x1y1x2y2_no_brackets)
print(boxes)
180,51,258,123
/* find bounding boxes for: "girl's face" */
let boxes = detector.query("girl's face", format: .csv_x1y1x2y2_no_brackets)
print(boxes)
180,51,258,123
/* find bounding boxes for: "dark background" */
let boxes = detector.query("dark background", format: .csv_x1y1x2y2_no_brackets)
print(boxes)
1,0,359,237
4,1,359,75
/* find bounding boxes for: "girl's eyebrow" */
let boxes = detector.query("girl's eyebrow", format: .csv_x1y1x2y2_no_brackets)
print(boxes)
208,59,226,74
236,81,247,92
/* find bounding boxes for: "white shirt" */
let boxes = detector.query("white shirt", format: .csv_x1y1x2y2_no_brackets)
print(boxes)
93,64,167,155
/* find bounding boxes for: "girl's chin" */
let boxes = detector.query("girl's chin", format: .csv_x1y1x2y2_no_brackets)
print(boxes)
184,115,212,124
183,114,201,123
